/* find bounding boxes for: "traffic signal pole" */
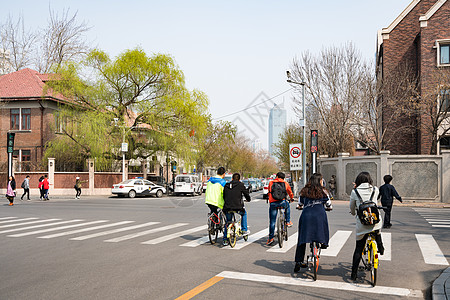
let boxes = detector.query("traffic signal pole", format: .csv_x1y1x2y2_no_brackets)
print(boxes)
7,132,15,178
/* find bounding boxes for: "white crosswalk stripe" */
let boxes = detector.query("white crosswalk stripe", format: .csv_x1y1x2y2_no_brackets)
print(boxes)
0,219,84,234
179,235,210,247
223,228,267,250
413,208,450,228
415,234,449,265
37,221,135,239
380,232,391,261
104,223,188,243
0,217,38,224
0,219,61,229
8,220,108,237
70,222,160,241
142,225,207,245
0,217,17,220
321,230,352,257
267,232,298,253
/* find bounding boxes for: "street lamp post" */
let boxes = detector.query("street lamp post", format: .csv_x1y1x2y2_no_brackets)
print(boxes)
287,71,307,188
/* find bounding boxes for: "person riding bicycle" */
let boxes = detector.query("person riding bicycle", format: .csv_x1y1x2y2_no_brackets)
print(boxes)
205,167,226,215
294,173,332,272
266,172,294,246
222,173,251,246
350,171,384,281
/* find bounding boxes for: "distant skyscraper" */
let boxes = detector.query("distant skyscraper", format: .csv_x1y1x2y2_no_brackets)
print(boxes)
268,103,287,156
252,139,262,152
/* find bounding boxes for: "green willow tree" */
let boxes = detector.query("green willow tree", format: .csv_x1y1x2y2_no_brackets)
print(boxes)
45,48,209,170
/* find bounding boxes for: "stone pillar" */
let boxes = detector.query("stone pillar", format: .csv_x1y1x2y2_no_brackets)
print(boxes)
88,159,95,196
441,150,450,203
48,158,55,188
380,150,390,181
12,157,18,177
337,153,350,200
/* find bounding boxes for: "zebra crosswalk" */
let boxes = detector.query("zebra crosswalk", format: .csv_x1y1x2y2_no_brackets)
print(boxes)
0,215,448,266
413,208,450,228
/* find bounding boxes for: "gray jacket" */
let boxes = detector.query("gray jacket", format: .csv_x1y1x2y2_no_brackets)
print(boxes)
23,178,30,189
349,183,382,240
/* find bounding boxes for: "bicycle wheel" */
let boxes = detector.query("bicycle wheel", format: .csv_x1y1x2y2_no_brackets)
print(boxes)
276,213,284,248
208,216,218,245
228,223,237,248
369,244,378,286
313,243,319,281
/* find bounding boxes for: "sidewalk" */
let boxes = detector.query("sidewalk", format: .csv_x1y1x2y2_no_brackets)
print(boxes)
433,267,450,300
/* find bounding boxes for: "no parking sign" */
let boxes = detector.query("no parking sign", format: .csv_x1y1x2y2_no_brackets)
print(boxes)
289,144,302,171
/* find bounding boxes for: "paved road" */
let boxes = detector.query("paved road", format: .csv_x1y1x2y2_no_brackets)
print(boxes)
0,192,448,299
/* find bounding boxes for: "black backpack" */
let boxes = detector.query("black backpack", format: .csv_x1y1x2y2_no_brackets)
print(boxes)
21,180,26,189
271,182,287,201
354,188,380,225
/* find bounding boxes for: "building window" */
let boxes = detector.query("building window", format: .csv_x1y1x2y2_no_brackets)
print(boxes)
441,44,450,65
12,150,19,159
21,108,31,130
440,136,450,149
10,109,20,130
440,89,450,112
22,150,31,161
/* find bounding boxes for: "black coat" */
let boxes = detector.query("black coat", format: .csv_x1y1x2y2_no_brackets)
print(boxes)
378,183,402,206
297,196,330,245
9,180,16,190
223,180,251,212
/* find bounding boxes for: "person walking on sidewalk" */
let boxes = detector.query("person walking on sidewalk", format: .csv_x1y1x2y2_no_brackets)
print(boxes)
222,173,251,246
21,175,30,201
378,175,402,229
6,176,16,206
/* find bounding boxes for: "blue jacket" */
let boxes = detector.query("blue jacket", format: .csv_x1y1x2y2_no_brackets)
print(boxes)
297,195,330,245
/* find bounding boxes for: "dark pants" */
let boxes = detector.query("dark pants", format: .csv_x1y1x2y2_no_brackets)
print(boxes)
7,195,14,204
75,187,81,197
295,243,307,263
21,188,30,200
207,204,218,215
40,188,44,199
351,231,383,276
43,189,49,200
383,205,393,227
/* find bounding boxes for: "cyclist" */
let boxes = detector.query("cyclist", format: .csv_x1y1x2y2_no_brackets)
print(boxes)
350,171,384,281
294,173,332,272
266,172,294,246
205,166,226,228
222,173,251,246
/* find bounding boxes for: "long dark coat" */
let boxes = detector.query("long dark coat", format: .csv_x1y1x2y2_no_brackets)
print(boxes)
297,196,330,245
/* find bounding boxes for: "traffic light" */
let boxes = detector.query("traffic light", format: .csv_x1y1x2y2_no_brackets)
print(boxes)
7,132,15,153
311,130,318,153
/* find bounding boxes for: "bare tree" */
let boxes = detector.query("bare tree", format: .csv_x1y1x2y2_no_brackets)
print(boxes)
36,8,91,73
0,14,37,71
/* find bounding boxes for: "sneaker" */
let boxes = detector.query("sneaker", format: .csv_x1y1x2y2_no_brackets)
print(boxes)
8,203,13,206
294,262,301,273
222,240,229,246
286,222,293,227
27,199,31,201
266,238,275,246
242,230,250,236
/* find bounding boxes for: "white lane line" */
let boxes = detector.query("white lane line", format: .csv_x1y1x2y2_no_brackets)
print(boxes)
415,234,449,265
0,220,84,234
425,219,450,222
0,217,17,220
8,220,108,237
267,232,298,253
321,230,352,257
104,223,188,243
180,235,211,247
223,228,267,250
432,225,450,228
142,225,207,245
380,232,391,261
37,221,135,239
70,222,160,240
0,219,61,228
0,217,38,224
216,271,423,297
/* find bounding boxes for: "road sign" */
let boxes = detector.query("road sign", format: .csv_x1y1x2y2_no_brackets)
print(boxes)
7,132,15,153
289,143,302,171
121,143,128,152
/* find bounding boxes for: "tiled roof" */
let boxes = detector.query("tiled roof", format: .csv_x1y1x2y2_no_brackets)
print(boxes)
0,68,66,101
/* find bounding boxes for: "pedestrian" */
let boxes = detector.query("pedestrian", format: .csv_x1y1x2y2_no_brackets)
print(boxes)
21,175,30,201
38,176,45,200
42,174,50,201
222,173,251,246
349,171,384,281
328,175,336,199
294,173,332,272
6,176,16,206
378,175,402,229
205,167,226,241
74,177,86,199
266,172,294,246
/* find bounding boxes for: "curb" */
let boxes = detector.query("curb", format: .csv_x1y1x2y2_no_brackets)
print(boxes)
433,267,450,300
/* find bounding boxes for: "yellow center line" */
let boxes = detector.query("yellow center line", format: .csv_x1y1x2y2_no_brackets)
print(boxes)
175,276,224,300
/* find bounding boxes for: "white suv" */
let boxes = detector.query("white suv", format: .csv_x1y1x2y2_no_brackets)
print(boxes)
174,174,202,196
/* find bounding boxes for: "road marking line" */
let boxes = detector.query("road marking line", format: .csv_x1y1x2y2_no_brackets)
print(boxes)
0,220,84,234
8,220,108,237
425,219,450,222
223,228,267,250
70,222,160,240
175,276,224,300
380,232,391,261
267,232,298,253
142,225,207,245
216,271,423,297
179,235,210,247
432,225,450,228
321,230,352,257
37,221,135,239
0,217,17,221
0,217,38,224
415,234,449,265
104,223,188,242
0,219,61,228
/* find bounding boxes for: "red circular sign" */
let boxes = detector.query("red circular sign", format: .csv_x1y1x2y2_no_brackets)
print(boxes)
290,147,301,158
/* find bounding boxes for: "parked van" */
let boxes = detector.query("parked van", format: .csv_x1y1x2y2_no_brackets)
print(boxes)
174,174,202,196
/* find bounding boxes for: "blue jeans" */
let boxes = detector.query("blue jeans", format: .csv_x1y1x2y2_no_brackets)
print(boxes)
269,200,290,239
223,210,247,241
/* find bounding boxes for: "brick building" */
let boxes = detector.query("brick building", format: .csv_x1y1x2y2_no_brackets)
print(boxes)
377,0,450,154
0,68,72,170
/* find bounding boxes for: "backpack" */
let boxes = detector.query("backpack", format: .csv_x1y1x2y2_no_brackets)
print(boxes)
271,182,287,201
354,187,380,225
21,180,26,189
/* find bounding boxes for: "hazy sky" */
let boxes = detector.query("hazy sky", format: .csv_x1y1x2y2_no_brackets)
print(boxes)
1,0,413,149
